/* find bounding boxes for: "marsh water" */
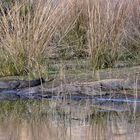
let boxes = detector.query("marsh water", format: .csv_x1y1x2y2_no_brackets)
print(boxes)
0,66,139,140
0,99,140,140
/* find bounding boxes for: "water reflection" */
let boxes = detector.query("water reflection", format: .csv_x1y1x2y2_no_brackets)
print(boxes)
0,101,140,140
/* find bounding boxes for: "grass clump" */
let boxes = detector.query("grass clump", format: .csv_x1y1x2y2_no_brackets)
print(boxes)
0,0,140,77
86,0,129,69
0,0,69,76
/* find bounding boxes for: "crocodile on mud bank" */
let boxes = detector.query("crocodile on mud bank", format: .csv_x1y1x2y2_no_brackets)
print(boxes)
0,75,140,112
0,77,140,99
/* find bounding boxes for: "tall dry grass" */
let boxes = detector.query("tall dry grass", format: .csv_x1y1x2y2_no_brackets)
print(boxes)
86,0,130,69
0,0,140,76
0,0,76,76
54,0,140,69
124,0,140,62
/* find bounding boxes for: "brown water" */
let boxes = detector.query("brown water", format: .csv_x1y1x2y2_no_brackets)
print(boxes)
0,100,140,140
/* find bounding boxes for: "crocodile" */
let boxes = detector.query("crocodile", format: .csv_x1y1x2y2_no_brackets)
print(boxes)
0,77,45,90
0,78,140,106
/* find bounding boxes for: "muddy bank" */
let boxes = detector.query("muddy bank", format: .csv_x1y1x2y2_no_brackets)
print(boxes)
0,78,140,100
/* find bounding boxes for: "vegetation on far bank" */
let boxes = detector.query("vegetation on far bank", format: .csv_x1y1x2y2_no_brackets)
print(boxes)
0,0,140,77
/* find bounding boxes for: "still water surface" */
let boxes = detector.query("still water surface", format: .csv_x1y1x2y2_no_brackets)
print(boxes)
0,100,140,140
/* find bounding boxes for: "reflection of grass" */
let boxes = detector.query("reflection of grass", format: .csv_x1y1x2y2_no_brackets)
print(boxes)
0,99,133,121
0,101,58,140
0,99,79,121
0,100,104,121
0,99,139,139
0,100,49,121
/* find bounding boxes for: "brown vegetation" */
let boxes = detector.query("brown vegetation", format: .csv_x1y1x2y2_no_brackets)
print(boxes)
0,0,140,76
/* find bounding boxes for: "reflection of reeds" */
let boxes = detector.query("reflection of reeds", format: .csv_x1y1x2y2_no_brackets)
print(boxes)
0,118,59,140
0,99,140,140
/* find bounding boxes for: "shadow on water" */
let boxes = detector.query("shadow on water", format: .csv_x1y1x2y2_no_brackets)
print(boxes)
0,99,140,140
